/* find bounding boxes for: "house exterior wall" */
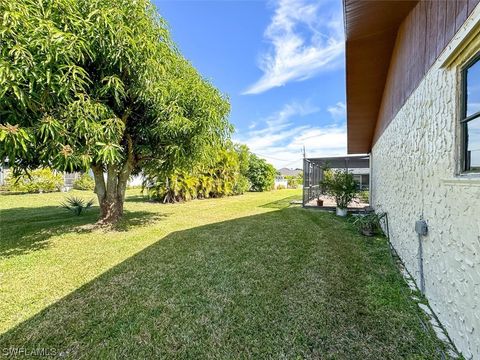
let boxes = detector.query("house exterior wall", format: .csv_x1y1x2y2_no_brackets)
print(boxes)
371,7,480,360
274,177,288,189
374,0,480,145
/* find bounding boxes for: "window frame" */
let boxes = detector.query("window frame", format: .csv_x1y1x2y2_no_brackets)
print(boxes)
460,52,480,173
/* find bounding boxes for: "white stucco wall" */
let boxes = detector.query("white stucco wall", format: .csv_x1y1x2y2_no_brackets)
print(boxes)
371,9,480,360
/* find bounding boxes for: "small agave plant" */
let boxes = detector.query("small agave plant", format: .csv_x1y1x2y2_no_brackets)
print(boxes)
61,196,94,216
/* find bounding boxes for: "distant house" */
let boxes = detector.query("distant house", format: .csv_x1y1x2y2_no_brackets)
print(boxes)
344,0,479,357
350,168,369,191
277,168,302,189
278,168,302,177
273,175,288,189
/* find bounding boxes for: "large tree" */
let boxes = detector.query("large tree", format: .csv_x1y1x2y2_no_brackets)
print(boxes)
0,0,231,223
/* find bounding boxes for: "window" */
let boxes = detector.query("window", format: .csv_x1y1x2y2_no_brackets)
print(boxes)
461,54,480,172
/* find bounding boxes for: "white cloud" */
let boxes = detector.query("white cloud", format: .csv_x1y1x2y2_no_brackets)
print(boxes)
235,101,346,168
243,0,344,95
327,101,346,121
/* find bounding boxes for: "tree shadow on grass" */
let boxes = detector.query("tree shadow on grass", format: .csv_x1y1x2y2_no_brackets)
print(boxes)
0,191,41,196
0,207,445,359
114,211,167,232
260,195,302,209
124,194,152,203
0,206,167,258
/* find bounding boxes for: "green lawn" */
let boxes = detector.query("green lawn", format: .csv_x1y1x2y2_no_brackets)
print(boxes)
0,189,447,358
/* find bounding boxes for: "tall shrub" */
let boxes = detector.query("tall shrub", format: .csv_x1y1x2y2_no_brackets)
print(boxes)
246,155,276,192
146,144,247,202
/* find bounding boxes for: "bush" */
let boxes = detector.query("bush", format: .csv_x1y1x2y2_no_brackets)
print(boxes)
276,184,286,190
61,196,94,216
7,168,63,193
147,172,198,203
320,169,357,209
247,155,276,192
233,175,250,195
353,211,386,236
73,173,95,190
358,190,369,203
146,144,256,203
285,176,299,188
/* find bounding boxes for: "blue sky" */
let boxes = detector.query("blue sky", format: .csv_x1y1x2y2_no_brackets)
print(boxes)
154,0,347,169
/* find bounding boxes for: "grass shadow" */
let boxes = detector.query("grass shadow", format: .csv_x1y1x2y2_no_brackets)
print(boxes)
114,211,168,232
0,191,38,196
0,207,446,359
260,195,301,209
124,194,152,203
0,206,166,258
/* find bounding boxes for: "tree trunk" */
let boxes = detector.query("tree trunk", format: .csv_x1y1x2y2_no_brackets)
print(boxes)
92,164,133,224
92,137,134,225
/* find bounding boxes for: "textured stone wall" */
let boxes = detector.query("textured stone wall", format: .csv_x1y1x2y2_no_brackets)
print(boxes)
371,10,480,360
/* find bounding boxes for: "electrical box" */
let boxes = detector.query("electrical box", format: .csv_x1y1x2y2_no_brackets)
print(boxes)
415,220,428,236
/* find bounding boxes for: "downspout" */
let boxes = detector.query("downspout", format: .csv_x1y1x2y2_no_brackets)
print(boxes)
413,104,428,295
368,152,373,205
415,218,428,294
418,232,426,293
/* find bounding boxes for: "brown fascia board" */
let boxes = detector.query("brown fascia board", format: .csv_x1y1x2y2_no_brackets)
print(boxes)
344,0,418,154
346,30,398,153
